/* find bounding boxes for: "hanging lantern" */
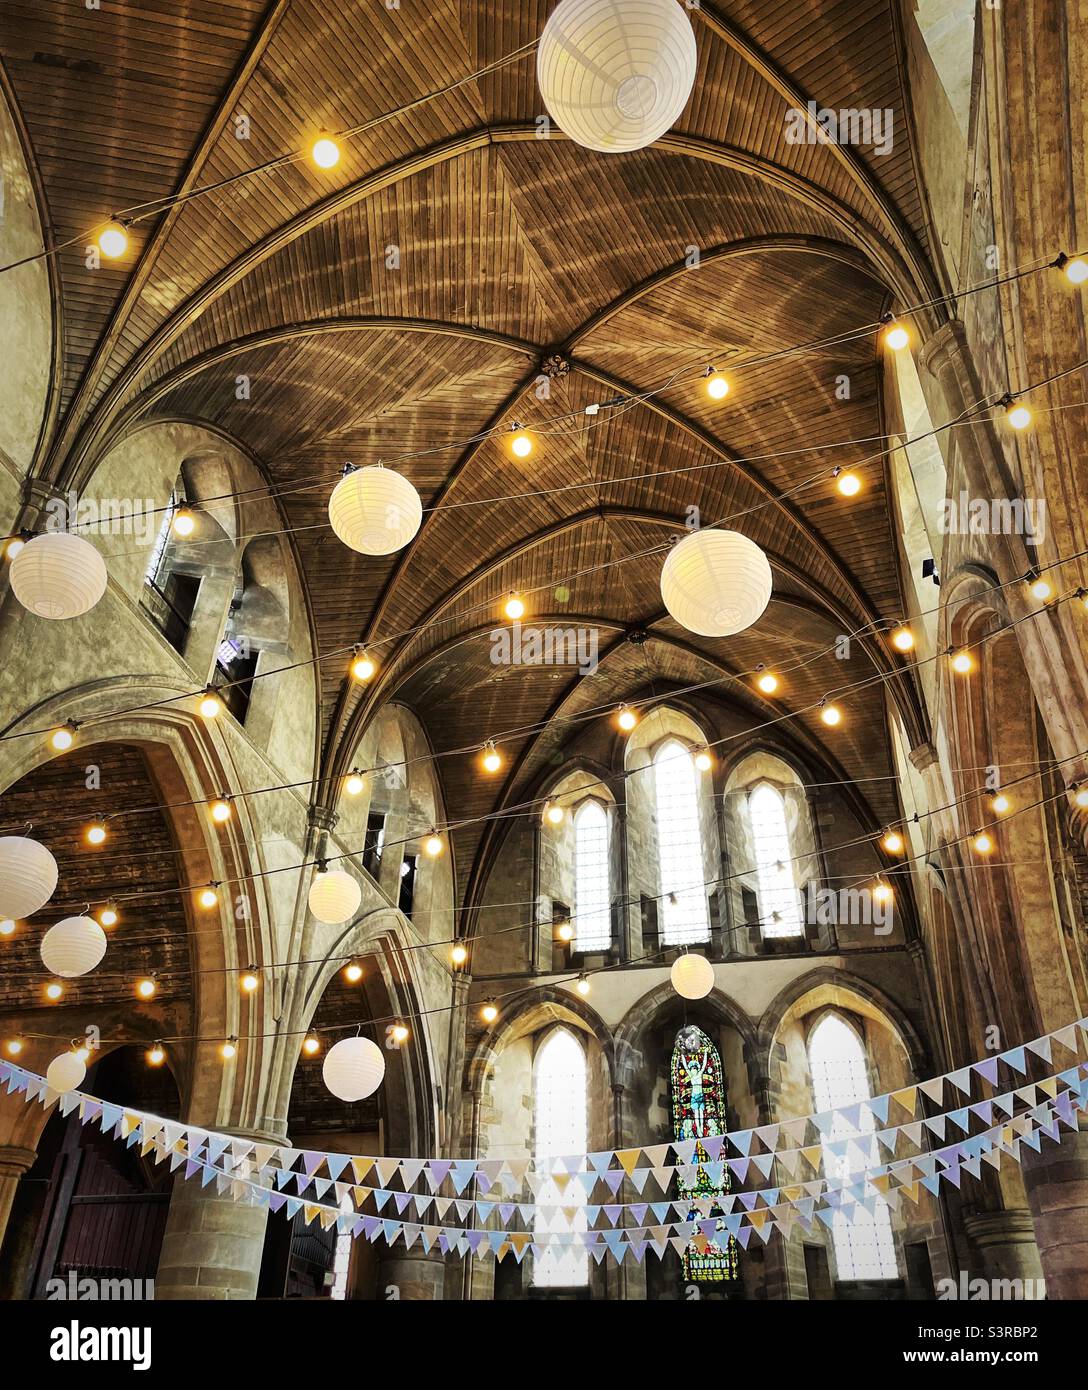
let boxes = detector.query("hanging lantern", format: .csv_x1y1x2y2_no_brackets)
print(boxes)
40,915,108,978
671,951,714,1000
536,0,698,154
660,529,772,637
9,532,108,620
322,1036,386,1102
327,466,422,555
46,1051,87,1094
0,836,59,919
308,868,362,925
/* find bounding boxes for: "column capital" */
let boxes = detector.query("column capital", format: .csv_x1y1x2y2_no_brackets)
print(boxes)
0,1145,37,1179
916,318,969,383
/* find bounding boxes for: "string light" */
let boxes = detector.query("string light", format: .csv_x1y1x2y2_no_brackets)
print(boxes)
172,508,196,538
146,1043,165,1067
0,919,15,937
210,798,232,824
97,220,128,258
544,801,565,825
424,830,444,857
835,470,861,497
343,961,363,984
198,886,219,910
302,1035,321,1056
85,821,107,846
5,536,25,560
50,724,77,753
881,830,904,854
311,134,341,169
240,968,259,994
705,368,730,401
873,881,893,904
883,320,910,351
973,832,994,855
950,649,975,675
1059,253,1088,285
481,742,502,774
756,670,779,695
615,704,638,732
576,974,591,997
503,593,526,621
1073,785,1088,809
556,920,575,943
992,793,1012,815
820,703,843,727
198,689,223,720
98,904,119,927
890,626,914,652
1027,572,1053,602
391,1021,410,1044
350,647,376,682
5,1039,23,1056
1004,397,1033,431
45,982,63,1001
220,1037,238,1060
450,943,468,967
507,426,535,459
480,999,499,1024
694,748,713,771
136,977,157,1000
344,772,365,796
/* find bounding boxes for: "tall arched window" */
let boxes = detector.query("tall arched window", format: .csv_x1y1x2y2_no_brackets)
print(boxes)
807,1014,898,1281
653,740,710,944
533,1029,589,1287
573,800,610,951
747,783,804,938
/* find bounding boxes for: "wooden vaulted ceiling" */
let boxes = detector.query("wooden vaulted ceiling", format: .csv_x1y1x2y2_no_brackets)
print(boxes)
3,1,939,906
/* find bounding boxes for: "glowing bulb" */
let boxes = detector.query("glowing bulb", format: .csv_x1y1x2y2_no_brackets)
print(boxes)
85,822,107,846
1063,255,1088,285
172,508,195,538
883,321,910,351
820,704,842,727
136,978,156,1000
45,982,63,1001
873,882,893,903
509,429,534,459
544,802,565,826
210,799,232,823
1005,400,1032,431
240,970,259,994
198,887,219,910
98,905,118,928
74,1047,90,1064
6,537,25,560
481,743,502,774
950,649,974,675
882,830,904,854
50,725,76,752
1074,785,1088,809
891,626,914,651
5,1039,23,1056
992,793,1011,815
756,671,779,695
199,690,223,719
503,593,526,621
391,1022,409,1044
147,1044,165,1067
344,961,363,983
450,943,468,967
220,1038,237,1060
973,833,994,855
694,749,712,772
344,772,365,796
424,832,444,858
302,1035,321,1056
312,136,341,169
350,649,376,682
1029,576,1053,602
616,704,638,732
0,919,15,937
480,1000,499,1025
556,921,574,943
705,370,730,401
836,472,861,497
97,221,128,258
576,975,591,997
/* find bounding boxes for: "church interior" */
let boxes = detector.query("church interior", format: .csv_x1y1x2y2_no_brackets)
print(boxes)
1,0,1087,1313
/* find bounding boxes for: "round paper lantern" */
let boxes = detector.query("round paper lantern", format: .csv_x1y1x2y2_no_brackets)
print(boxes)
0,836,59,919
308,869,362,925
537,0,698,153
671,951,714,1000
40,915,108,978
660,529,772,637
46,1051,87,1094
328,466,422,556
322,1036,386,1102
10,532,108,620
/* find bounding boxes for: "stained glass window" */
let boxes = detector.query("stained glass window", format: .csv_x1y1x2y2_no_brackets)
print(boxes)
669,1024,738,1282
533,1028,589,1287
748,783,804,938
654,740,710,944
573,800,611,951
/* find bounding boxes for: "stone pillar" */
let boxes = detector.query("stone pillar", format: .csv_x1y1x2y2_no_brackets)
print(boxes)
377,1247,447,1299
0,1145,36,1249
1020,1129,1088,1299
155,1172,270,1300
962,1209,1043,1288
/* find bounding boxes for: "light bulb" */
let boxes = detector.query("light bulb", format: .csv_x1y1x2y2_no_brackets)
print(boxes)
873,882,893,903
450,943,468,967
172,508,195,537
199,690,223,719
480,1000,499,1024
882,830,904,854
312,136,340,169
705,370,730,401
45,982,63,1001
5,1039,23,1056
616,705,638,732
891,626,914,651
350,649,376,682
1074,785,1088,809
97,221,128,258
503,593,525,621
0,919,15,937
136,978,156,1000
756,671,779,695
424,832,444,858
302,1035,321,1056
85,822,107,846
1063,255,1088,285
345,772,365,796
210,799,232,823
98,905,118,928
883,321,910,351
992,793,1011,815
6,537,25,559
344,961,363,983
950,649,974,675
556,921,574,943
391,1022,409,1044
220,1038,237,1060
544,802,565,825
509,429,534,459
1005,400,1032,431
50,725,76,752
836,472,861,497
973,833,994,855
820,704,842,727
1028,576,1053,602
240,970,259,994
694,749,712,771
74,1046,90,1064
576,975,591,997
198,887,219,910
481,743,502,774
147,1044,165,1067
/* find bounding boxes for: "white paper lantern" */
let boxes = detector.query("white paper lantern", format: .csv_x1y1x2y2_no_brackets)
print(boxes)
328,466,422,556
46,1051,87,1094
9,532,108,620
0,836,59,919
671,951,714,1000
308,869,362,925
537,0,698,153
660,529,772,637
40,915,108,978
323,1036,386,1102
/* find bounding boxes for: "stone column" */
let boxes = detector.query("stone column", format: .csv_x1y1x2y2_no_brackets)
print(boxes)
155,1173,271,1300
962,1210,1043,1289
377,1246,447,1299
0,1144,36,1249
1020,1129,1088,1299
